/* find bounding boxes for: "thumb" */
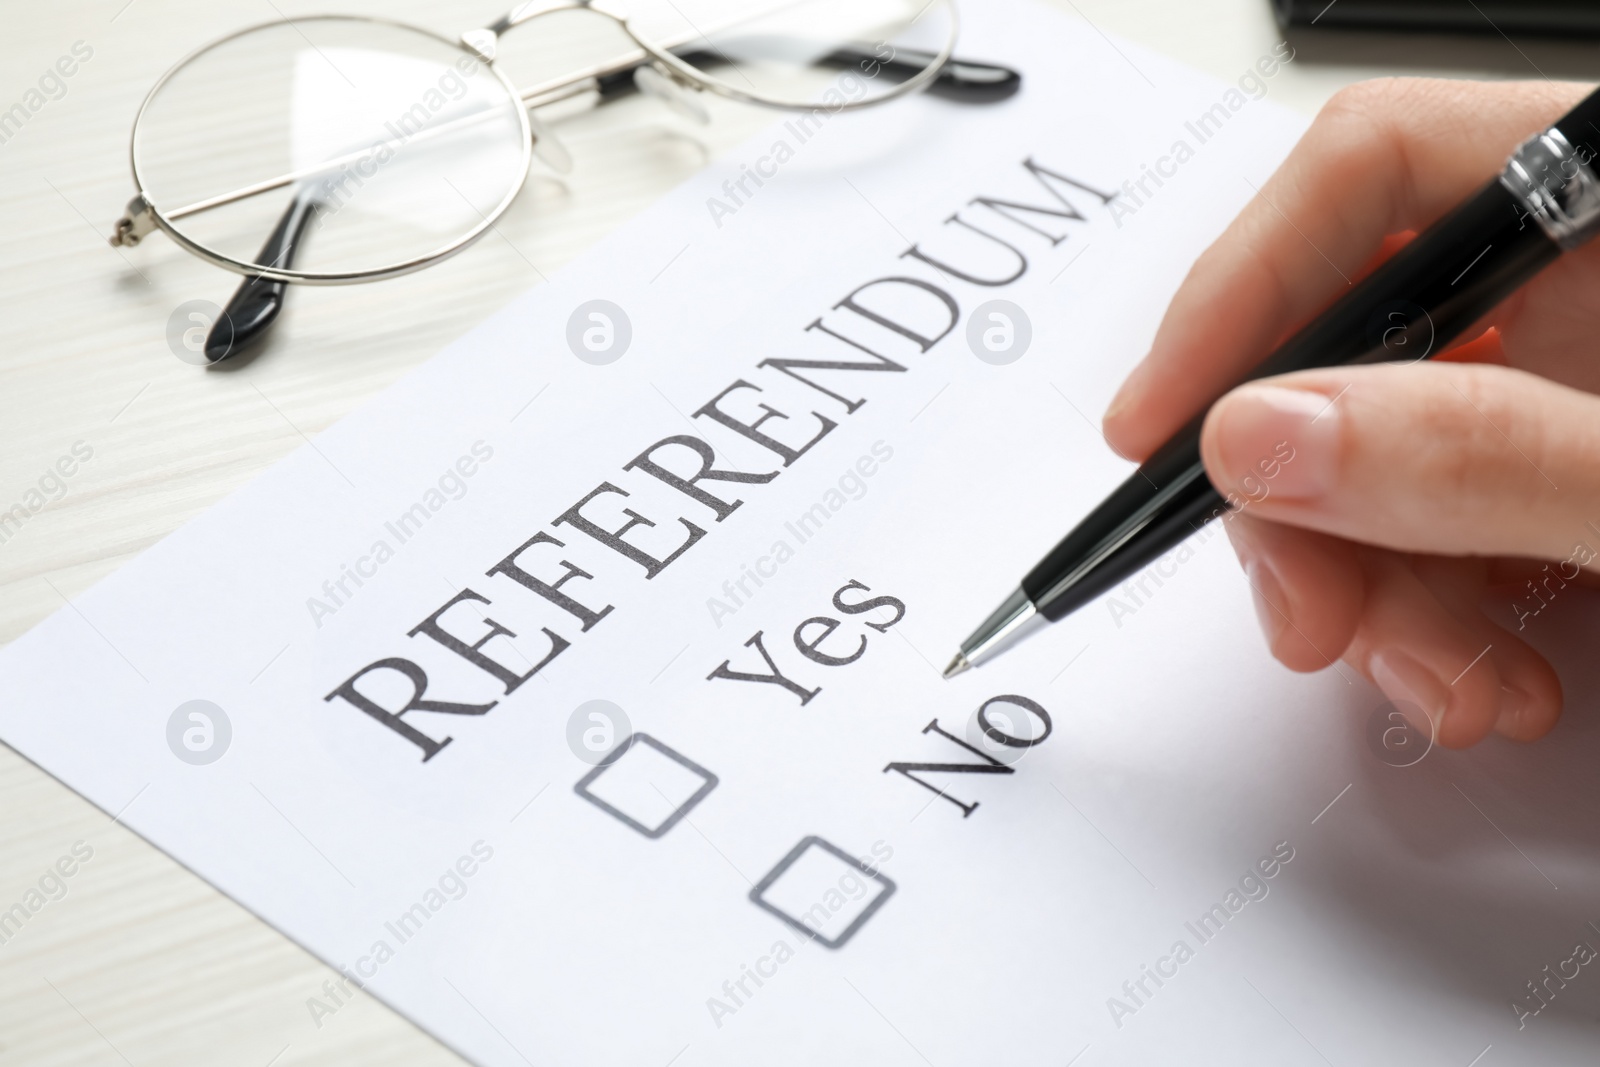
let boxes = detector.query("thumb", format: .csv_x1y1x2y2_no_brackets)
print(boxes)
1199,362,1600,563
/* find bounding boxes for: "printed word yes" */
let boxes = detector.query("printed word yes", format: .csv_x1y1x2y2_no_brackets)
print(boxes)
707,579,905,704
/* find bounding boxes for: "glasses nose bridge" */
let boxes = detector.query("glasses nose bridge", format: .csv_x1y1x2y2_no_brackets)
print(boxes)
467,0,611,64
485,0,599,39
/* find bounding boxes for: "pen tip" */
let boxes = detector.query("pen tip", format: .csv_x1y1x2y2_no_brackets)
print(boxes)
942,653,970,680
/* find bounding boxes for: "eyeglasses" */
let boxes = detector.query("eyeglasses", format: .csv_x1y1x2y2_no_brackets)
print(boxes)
108,0,1019,364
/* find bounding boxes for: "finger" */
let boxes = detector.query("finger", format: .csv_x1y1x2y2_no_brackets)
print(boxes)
1342,550,1504,749
1223,511,1363,672
1199,361,1600,563
1408,555,1563,742
1103,77,1589,461
1488,556,1600,597
1486,634,1564,742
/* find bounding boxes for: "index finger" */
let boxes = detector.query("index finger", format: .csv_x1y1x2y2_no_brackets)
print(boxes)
1101,76,1589,462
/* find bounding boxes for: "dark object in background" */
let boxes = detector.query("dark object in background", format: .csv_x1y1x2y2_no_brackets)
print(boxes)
1274,0,1600,36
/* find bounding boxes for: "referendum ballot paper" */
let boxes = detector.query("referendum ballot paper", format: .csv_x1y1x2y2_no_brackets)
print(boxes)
6,2,1600,1063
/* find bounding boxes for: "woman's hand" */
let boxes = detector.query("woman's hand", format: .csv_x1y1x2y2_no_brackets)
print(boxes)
1103,78,1600,748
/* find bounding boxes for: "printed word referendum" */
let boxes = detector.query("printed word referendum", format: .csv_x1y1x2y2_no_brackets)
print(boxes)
323,156,1116,763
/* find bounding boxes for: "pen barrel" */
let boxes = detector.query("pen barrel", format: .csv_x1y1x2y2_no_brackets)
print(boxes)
1023,429,1217,621
1244,178,1560,382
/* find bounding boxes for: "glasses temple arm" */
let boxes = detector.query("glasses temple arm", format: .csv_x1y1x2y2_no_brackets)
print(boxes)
204,188,320,363
823,47,1020,102
594,46,1018,105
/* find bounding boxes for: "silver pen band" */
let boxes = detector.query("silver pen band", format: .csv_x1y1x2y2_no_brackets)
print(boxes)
944,587,1045,677
1500,125,1600,249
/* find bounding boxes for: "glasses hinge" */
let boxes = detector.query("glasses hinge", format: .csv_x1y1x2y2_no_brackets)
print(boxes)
110,195,156,247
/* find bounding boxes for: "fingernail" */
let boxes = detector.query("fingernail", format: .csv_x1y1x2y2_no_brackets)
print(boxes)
1370,649,1448,740
1103,361,1148,428
1102,390,1137,458
1495,685,1525,734
1213,384,1341,501
1244,556,1288,649
1103,385,1131,426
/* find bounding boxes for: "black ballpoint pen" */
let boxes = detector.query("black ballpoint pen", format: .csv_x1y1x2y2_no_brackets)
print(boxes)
944,86,1600,679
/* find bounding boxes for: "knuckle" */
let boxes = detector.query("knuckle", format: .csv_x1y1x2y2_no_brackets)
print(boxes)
1303,80,1419,221
1321,79,1384,122
1319,78,1407,130
1320,77,1439,126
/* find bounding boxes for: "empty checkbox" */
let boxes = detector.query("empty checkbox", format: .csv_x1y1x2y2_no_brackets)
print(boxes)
573,733,718,839
749,836,895,949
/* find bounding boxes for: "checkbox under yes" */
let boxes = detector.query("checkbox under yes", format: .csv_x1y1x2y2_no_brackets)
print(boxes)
573,733,718,839
749,836,895,949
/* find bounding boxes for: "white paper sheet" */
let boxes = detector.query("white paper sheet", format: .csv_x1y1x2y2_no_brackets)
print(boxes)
7,3,1600,1063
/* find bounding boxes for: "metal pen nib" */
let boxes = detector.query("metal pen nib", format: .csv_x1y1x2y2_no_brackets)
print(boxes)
943,587,1044,679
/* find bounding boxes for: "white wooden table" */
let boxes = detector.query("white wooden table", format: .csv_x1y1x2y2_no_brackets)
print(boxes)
0,2,1590,1062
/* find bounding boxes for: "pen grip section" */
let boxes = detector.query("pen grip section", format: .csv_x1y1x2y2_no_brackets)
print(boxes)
1023,425,1220,621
